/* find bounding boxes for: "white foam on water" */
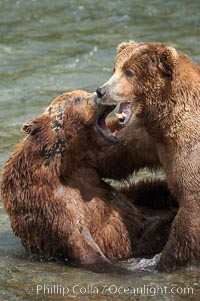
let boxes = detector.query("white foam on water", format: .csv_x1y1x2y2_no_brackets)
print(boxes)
120,253,162,272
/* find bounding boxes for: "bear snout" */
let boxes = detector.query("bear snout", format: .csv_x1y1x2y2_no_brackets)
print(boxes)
96,87,106,98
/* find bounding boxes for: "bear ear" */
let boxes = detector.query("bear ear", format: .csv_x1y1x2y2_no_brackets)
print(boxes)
117,40,138,53
22,116,44,135
160,46,178,80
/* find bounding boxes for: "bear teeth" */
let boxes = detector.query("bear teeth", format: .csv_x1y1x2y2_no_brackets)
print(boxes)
115,112,127,121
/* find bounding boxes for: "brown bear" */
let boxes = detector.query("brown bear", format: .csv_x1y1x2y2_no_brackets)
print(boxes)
95,41,200,271
1,90,176,268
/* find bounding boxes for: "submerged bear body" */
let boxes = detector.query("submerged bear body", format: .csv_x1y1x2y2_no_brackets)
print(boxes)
1,90,176,266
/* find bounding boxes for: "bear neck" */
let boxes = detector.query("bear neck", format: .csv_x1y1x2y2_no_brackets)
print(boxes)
3,140,61,190
141,61,200,144
1,127,95,211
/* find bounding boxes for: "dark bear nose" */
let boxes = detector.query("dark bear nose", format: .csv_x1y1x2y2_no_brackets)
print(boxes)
96,87,106,98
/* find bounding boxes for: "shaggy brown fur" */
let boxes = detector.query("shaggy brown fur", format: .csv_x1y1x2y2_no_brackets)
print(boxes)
95,41,200,271
1,90,176,266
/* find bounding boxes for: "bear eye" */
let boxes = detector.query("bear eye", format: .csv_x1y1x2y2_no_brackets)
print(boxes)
74,97,81,105
124,69,134,77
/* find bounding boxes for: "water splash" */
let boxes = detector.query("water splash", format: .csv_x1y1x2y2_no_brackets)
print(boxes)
120,253,162,272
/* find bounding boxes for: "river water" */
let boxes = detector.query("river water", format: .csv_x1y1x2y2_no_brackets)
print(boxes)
0,0,200,300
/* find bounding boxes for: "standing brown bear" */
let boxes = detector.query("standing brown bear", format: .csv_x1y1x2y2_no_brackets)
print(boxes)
1,90,176,268
96,41,200,271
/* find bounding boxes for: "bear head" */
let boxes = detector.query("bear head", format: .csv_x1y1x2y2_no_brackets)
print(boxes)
95,41,180,142
22,90,97,159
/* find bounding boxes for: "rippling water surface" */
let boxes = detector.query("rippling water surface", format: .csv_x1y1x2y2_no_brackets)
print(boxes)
0,0,200,300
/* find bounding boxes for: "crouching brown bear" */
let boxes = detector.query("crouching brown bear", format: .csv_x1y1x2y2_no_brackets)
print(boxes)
1,90,176,267
96,41,200,271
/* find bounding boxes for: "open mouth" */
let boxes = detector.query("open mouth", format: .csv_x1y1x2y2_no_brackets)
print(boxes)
95,101,133,144
96,104,119,144
115,102,133,125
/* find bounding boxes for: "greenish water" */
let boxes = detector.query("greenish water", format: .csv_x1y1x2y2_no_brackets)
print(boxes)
0,0,200,300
